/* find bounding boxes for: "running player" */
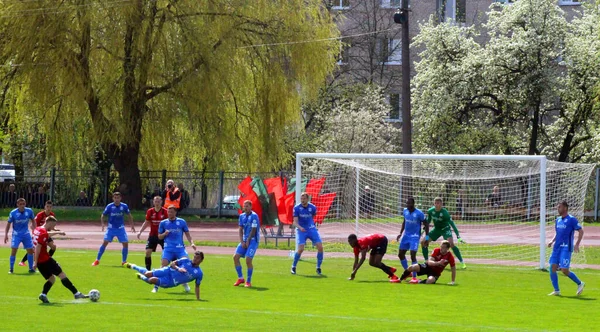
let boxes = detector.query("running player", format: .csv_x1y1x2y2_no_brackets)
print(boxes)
152,205,197,293
421,197,466,269
291,193,324,275
33,216,89,303
124,251,204,301
20,200,57,266
347,233,398,281
137,196,168,270
4,198,36,273
92,192,135,266
233,200,260,288
397,197,427,284
547,200,585,296
399,240,456,284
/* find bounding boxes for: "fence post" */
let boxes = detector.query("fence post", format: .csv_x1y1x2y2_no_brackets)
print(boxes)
217,171,225,218
595,168,599,221
161,169,167,190
103,168,110,206
49,167,56,202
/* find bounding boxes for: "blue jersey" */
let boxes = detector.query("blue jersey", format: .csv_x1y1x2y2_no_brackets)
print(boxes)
8,208,35,235
102,203,130,229
293,203,317,230
402,208,425,238
159,218,189,250
553,214,582,252
239,211,260,242
172,257,203,286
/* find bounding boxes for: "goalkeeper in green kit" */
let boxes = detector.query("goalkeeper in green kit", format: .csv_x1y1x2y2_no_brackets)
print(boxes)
421,197,467,269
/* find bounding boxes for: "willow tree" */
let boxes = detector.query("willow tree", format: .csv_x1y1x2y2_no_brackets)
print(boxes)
0,1,339,207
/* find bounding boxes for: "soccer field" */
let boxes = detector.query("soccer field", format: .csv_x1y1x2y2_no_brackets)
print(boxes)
0,248,597,331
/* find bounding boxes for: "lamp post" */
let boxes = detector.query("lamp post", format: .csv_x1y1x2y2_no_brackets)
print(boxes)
394,0,411,154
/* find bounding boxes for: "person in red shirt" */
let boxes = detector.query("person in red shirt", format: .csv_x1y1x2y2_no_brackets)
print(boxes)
347,233,398,281
137,196,168,270
398,240,456,285
19,200,57,266
33,216,89,303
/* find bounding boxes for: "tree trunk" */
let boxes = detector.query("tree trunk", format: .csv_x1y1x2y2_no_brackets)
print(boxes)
107,143,143,209
528,105,540,155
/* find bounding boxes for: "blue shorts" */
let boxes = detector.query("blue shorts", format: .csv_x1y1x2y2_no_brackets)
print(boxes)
549,247,573,269
235,240,259,259
296,228,322,246
399,236,420,251
104,228,128,243
161,248,188,262
11,233,33,250
151,268,175,288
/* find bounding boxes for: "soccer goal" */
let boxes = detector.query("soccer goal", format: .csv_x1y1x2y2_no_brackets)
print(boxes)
295,153,596,269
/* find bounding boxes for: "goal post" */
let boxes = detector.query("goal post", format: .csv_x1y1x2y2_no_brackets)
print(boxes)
295,153,594,269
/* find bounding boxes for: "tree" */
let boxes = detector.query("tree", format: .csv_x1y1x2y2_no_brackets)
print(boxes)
0,0,339,207
412,0,600,162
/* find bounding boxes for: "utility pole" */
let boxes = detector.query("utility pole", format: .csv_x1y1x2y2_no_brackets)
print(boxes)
394,0,412,154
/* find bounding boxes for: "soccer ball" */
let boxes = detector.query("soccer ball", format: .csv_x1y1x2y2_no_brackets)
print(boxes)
89,289,100,302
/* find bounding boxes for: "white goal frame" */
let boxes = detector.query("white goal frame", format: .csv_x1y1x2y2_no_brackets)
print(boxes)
295,153,548,269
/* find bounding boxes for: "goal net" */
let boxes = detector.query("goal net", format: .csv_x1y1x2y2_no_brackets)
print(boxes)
295,154,595,268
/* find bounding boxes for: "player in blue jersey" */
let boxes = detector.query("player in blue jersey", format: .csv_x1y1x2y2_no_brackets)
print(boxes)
547,200,585,296
233,200,260,288
396,197,428,284
151,205,197,293
4,198,36,273
290,192,324,275
92,192,135,266
125,251,205,301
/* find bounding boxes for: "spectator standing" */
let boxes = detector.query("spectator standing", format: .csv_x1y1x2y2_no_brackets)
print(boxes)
76,191,91,206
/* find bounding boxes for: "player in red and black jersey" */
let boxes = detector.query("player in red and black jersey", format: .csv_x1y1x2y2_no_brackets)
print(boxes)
20,200,57,266
137,196,168,270
347,233,399,281
399,240,456,285
33,216,89,303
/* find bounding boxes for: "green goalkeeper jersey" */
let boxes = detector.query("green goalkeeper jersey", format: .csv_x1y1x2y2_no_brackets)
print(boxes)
426,207,460,237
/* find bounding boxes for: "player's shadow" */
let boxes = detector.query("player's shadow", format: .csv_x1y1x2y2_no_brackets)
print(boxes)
38,303,65,307
244,286,269,292
144,297,208,302
356,280,391,283
298,274,328,279
561,296,596,301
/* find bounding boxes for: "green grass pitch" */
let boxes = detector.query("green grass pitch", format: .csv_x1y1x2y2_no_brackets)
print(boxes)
0,248,597,331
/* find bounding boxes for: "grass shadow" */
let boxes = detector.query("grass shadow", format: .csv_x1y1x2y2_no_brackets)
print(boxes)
38,302,65,307
244,286,269,292
357,280,391,284
298,274,327,279
561,296,596,301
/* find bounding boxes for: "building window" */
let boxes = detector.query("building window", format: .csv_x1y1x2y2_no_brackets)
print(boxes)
379,38,401,65
557,0,581,5
494,0,516,4
438,0,466,23
381,0,402,8
331,0,351,9
388,93,402,122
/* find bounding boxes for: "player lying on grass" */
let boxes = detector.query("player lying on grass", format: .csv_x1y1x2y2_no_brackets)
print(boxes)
421,197,466,269
397,240,456,285
33,216,89,303
124,251,204,301
347,233,398,282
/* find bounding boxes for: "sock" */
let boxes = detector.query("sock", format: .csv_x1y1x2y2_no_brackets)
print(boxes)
9,256,15,271
379,263,392,276
400,269,411,280
145,257,152,270
451,246,464,263
27,254,34,270
21,253,28,263
422,247,429,260
400,259,408,270
132,265,148,274
153,284,158,290
292,252,301,268
49,249,55,257
61,278,78,294
235,265,243,279
122,247,128,263
317,252,324,269
96,245,106,261
247,268,253,283
140,275,149,283
568,272,581,285
411,260,418,278
550,271,559,291
42,281,53,295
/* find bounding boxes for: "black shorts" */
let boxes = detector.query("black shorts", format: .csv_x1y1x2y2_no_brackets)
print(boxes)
146,236,164,251
37,258,63,280
416,263,440,282
370,237,388,256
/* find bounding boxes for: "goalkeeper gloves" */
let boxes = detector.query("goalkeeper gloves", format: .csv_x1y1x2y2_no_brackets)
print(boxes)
457,237,466,244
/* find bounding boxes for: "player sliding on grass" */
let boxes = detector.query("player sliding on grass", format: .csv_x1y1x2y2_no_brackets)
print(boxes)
233,200,260,288
398,240,456,285
547,200,585,296
397,197,427,284
347,233,398,282
421,197,466,269
125,251,204,301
